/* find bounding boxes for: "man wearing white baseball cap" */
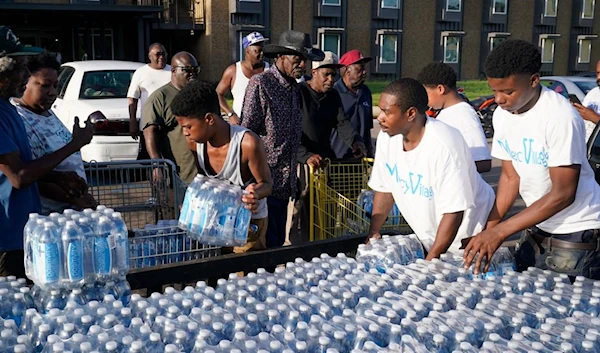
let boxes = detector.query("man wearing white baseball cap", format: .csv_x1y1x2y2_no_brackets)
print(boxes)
287,51,367,244
217,31,269,125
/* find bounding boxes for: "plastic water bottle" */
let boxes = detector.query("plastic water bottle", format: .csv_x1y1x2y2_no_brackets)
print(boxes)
23,213,40,280
61,221,85,288
111,213,129,278
34,222,62,289
217,187,238,246
94,216,115,282
76,218,96,284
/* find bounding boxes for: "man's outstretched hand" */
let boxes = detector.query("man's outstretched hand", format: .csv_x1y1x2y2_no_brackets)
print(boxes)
462,227,505,275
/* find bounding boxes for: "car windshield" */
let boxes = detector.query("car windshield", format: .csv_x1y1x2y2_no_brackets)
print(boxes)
79,70,135,99
574,81,597,95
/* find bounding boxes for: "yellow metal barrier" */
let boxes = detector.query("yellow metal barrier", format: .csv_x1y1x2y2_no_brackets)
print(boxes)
308,158,412,241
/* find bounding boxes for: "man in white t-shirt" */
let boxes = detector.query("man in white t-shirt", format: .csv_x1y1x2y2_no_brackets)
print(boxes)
127,43,171,157
574,59,600,142
366,78,495,258
463,40,600,279
417,62,491,173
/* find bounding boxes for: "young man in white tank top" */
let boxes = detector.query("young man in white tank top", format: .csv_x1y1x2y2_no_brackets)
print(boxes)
216,32,269,125
173,80,273,253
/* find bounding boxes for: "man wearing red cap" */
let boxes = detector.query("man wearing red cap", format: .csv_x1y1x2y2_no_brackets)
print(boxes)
331,49,375,158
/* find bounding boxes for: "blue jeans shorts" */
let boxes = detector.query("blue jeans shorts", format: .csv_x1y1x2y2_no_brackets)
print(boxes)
515,227,600,280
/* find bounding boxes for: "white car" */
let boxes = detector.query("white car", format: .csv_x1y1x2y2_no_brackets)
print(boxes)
539,76,597,104
53,61,145,162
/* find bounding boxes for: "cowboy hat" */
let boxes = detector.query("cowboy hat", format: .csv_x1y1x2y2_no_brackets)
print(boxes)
263,30,325,61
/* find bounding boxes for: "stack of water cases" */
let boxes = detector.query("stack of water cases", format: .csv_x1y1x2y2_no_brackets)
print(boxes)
3,233,600,353
357,190,402,226
23,207,131,308
178,175,252,247
129,220,221,269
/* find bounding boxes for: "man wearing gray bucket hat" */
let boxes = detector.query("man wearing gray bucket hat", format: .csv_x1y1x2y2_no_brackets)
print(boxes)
240,30,324,248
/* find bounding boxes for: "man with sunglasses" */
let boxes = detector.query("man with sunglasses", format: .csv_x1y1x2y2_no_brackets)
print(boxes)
331,50,375,159
142,52,200,185
127,43,171,152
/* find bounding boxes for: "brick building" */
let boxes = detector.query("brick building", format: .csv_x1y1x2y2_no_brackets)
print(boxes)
1,0,599,81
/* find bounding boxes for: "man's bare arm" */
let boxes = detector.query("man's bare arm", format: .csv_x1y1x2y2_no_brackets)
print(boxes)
143,125,162,159
366,191,395,242
486,160,520,230
128,98,139,139
216,65,239,124
427,211,464,260
242,132,272,200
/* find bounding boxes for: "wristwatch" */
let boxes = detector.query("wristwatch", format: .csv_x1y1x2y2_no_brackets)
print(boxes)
227,112,236,118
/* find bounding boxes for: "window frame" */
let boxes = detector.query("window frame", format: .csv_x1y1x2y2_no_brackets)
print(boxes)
578,38,592,64
322,0,341,6
57,66,76,99
443,36,460,64
320,32,341,58
541,37,556,63
544,0,558,17
446,0,461,12
582,0,595,19
492,0,508,14
489,36,506,52
381,0,399,9
379,34,398,64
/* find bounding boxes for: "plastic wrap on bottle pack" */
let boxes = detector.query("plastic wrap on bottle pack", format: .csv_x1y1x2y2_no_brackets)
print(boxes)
179,175,251,247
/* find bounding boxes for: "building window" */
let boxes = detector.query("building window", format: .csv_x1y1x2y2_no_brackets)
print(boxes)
583,0,595,19
579,39,592,63
76,28,114,61
379,34,398,64
323,0,341,5
544,0,558,17
446,0,461,12
492,0,507,14
382,0,399,8
320,33,341,57
541,38,555,63
490,37,506,52
443,36,460,63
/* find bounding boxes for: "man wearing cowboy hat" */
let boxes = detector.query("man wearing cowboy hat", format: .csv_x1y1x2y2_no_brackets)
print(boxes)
287,51,367,244
240,30,325,248
216,32,269,125
331,49,375,158
0,26,93,277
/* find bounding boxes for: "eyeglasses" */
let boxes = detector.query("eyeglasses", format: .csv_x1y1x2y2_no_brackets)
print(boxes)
176,66,201,74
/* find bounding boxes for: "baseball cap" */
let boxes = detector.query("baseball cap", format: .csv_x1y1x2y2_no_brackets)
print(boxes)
339,49,373,66
0,26,44,57
312,51,343,70
242,32,269,49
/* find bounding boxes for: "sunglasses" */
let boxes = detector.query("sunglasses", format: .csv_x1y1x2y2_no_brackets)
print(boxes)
176,66,201,74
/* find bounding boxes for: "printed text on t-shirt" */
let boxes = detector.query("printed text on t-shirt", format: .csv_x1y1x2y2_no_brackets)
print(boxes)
497,138,549,167
385,163,434,200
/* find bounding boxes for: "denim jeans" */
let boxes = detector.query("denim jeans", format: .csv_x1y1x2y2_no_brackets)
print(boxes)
515,227,600,280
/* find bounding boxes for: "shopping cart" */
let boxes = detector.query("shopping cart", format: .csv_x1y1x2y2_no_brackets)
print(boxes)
84,159,187,231
308,158,412,241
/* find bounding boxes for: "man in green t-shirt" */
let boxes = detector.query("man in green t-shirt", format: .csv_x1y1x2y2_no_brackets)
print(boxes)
143,51,200,184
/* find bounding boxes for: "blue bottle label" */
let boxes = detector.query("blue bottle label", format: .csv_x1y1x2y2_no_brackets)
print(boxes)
40,243,60,283
67,241,84,281
94,237,112,275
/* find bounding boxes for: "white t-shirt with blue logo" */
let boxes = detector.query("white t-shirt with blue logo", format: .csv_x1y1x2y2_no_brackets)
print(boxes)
436,101,492,163
492,86,600,234
368,118,495,253
582,86,600,142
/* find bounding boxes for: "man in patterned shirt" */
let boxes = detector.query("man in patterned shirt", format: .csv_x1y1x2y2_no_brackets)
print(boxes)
241,30,325,248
